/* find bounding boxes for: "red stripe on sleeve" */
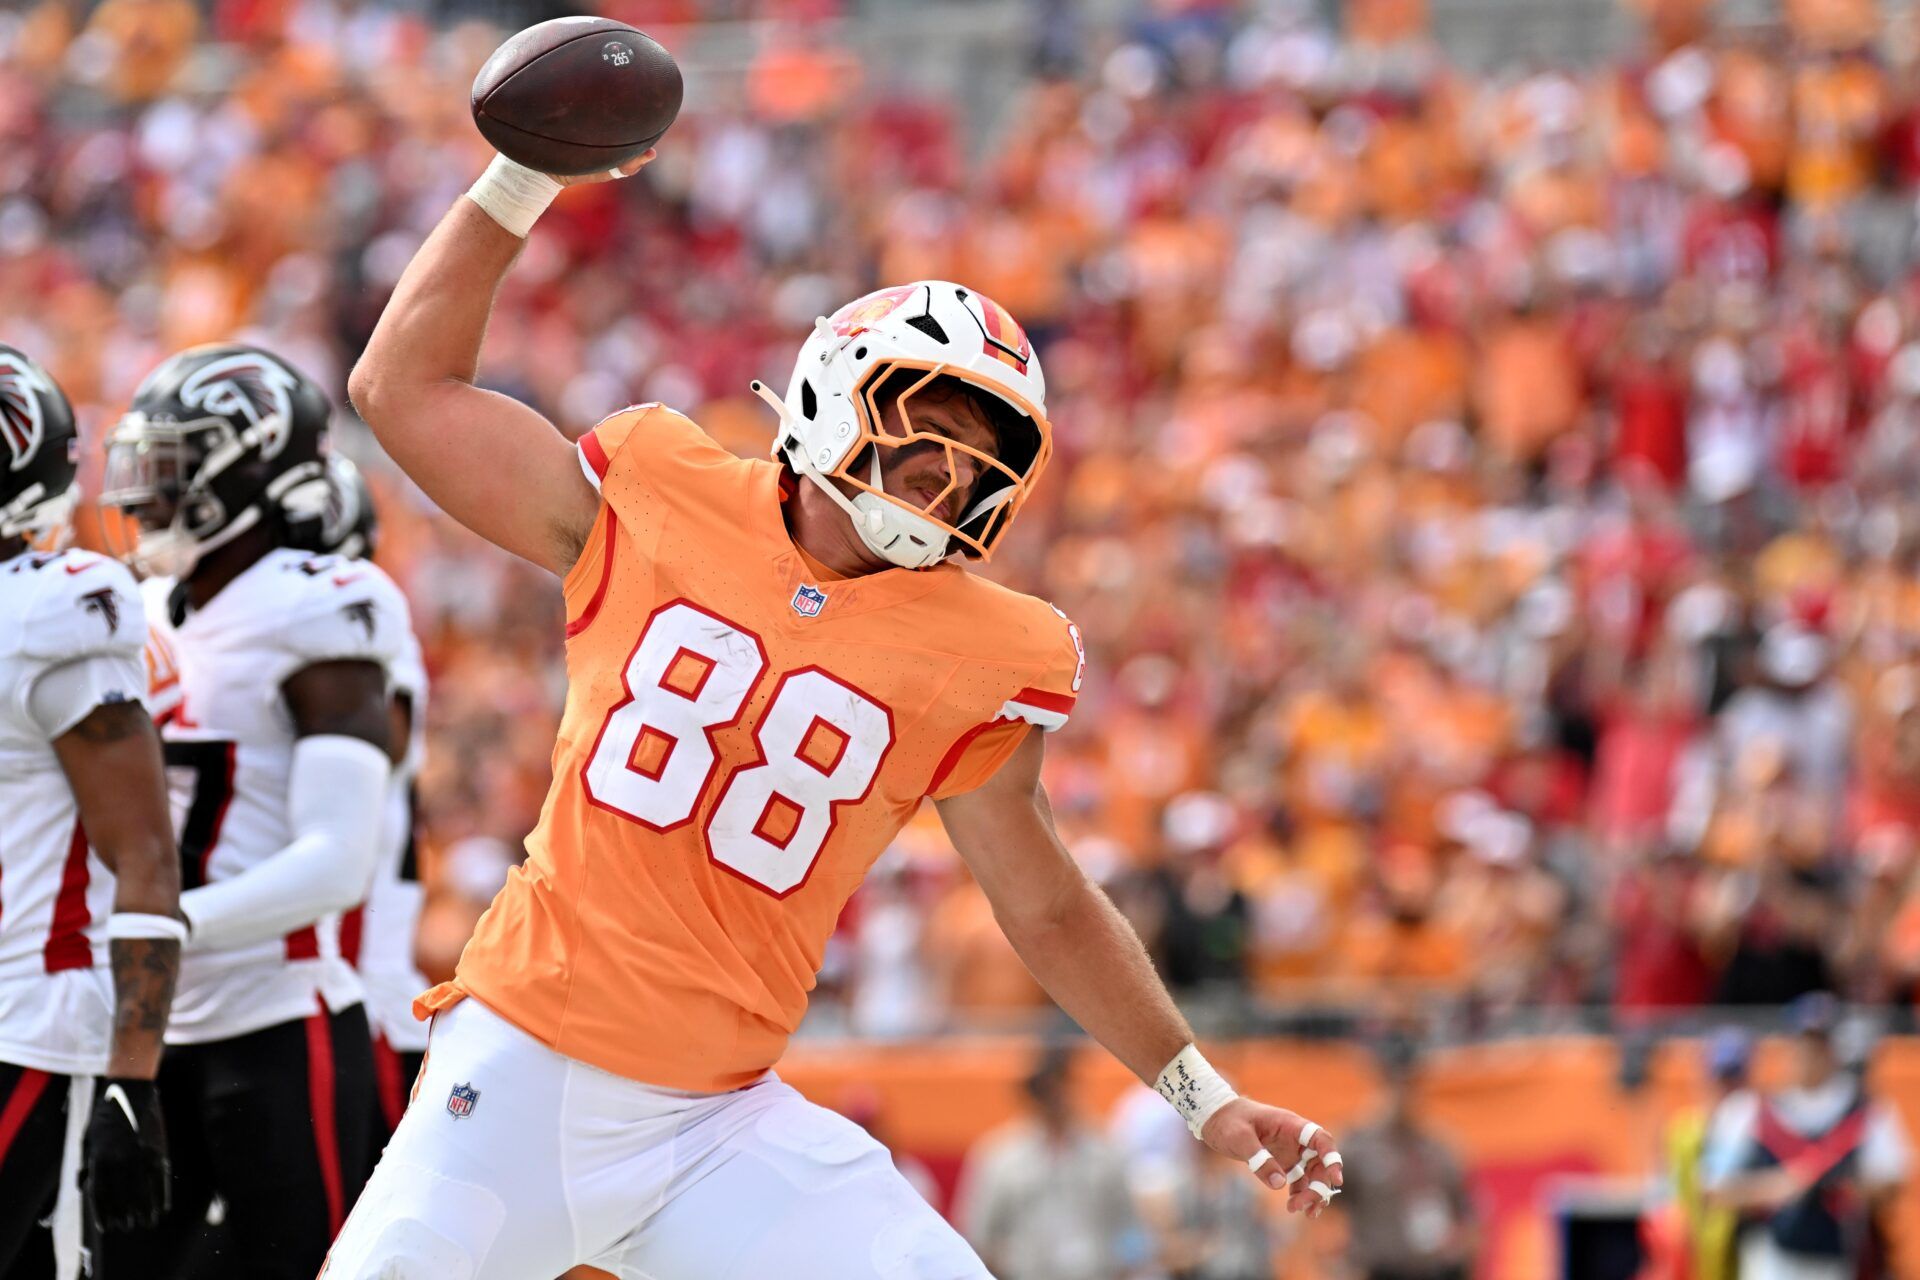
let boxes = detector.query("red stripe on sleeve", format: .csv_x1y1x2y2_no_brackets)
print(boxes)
927,721,1000,797
1009,686,1075,715
580,430,611,481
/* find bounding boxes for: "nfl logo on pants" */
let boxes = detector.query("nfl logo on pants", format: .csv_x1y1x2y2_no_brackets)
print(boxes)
447,1082,479,1118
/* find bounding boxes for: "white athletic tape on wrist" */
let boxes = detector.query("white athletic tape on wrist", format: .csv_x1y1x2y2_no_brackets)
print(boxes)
1155,1044,1238,1141
466,155,564,238
106,912,188,943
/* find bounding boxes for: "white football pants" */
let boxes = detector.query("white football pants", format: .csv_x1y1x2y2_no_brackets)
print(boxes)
320,998,988,1280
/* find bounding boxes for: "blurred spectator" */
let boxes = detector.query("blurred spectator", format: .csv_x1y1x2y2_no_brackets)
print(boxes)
1705,994,1912,1280
959,1043,1147,1280
1334,1039,1478,1280
1649,1028,1753,1280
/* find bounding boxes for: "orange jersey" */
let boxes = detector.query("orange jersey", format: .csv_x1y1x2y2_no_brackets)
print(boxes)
418,405,1084,1091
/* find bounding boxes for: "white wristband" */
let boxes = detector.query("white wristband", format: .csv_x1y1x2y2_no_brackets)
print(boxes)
466,154,563,238
1155,1044,1238,1140
106,912,188,944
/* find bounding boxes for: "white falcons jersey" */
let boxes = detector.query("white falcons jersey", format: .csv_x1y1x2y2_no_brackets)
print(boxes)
350,617,430,1052
0,548,146,1074
145,548,409,1044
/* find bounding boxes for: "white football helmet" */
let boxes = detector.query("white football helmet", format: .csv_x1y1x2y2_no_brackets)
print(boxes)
752,281,1052,569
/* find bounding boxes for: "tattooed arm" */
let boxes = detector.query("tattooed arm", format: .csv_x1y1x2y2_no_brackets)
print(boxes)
53,700,182,1077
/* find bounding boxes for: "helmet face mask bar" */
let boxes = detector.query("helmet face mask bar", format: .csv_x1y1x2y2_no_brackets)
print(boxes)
839,360,1047,562
101,412,258,578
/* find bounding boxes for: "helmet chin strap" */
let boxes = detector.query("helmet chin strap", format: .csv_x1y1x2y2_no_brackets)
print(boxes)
134,502,259,579
751,378,949,570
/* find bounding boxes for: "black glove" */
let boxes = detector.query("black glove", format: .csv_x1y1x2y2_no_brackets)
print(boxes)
81,1077,170,1232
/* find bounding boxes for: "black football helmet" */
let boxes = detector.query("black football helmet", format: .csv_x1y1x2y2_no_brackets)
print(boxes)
0,345,79,545
101,344,333,577
320,454,379,560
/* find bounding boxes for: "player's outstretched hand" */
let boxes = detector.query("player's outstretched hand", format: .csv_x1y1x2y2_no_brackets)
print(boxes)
553,149,658,188
81,1078,171,1232
1200,1097,1343,1216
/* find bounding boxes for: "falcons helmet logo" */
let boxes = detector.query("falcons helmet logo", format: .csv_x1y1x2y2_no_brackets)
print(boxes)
0,352,53,473
178,354,300,458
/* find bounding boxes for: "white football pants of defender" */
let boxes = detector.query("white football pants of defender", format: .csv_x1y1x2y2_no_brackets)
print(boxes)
321,998,989,1280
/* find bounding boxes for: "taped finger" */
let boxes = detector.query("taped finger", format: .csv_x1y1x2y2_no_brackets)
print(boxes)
1248,1148,1274,1175
607,168,625,179
1321,1151,1343,1170
1308,1180,1337,1205
1283,1158,1309,1185
1298,1120,1322,1149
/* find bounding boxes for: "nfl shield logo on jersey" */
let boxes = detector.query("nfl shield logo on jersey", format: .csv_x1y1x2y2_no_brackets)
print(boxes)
790,584,828,618
446,1082,479,1119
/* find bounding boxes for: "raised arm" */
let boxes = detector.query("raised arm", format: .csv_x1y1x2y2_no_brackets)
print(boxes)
346,154,651,574
935,729,1343,1215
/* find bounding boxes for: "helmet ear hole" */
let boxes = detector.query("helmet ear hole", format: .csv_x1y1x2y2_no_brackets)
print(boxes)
801,380,818,420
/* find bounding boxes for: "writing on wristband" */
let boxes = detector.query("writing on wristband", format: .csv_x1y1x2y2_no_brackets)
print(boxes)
106,913,188,943
1155,1043,1238,1140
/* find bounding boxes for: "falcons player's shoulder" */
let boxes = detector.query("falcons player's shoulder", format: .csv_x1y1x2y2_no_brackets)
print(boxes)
4,548,147,665
242,548,410,675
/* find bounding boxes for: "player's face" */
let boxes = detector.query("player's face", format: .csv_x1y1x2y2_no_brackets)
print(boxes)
873,391,998,524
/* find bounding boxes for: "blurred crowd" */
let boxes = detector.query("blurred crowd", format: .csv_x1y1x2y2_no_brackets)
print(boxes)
18,0,1920,1042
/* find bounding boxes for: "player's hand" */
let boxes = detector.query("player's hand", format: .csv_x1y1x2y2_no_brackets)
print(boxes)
1200,1096,1343,1217
554,149,657,188
81,1077,171,1232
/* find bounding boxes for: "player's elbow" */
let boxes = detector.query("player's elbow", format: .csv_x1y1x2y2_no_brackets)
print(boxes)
346,357,394,433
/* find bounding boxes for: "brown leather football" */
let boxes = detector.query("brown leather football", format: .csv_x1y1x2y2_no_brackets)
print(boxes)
471,17,682,177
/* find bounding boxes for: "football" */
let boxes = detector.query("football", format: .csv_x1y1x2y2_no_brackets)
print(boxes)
470,17,682,177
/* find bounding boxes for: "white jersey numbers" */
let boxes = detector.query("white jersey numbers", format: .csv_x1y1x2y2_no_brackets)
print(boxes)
581,601,895,898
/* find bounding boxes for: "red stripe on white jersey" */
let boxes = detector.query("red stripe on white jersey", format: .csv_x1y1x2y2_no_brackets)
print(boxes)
43,822,92,973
